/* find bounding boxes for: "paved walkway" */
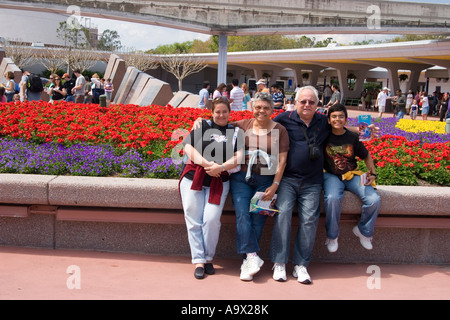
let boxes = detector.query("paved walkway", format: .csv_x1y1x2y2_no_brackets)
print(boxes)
344,106,443,121
0,246,449,300
1,108,447,302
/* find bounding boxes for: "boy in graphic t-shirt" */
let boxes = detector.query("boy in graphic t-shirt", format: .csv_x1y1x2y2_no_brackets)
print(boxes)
322,104,381,253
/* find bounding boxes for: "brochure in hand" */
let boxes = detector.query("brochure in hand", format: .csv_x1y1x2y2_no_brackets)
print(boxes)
250,192,279,217
358,115,372,141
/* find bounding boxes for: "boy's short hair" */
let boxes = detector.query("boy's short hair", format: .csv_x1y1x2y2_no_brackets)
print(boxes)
328,104,348,119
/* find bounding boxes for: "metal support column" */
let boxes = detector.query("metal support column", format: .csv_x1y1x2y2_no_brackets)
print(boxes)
217,34,228,86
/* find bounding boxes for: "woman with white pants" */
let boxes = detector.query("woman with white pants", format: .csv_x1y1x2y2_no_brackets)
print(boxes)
179,97,244,279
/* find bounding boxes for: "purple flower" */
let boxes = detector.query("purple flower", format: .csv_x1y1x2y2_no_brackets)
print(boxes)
348,117,450,144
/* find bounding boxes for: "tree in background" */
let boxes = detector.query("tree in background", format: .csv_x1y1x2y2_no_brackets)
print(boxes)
56,21,91,49
3,39,37,69
97,29,122,52
40,48,66,75
121,49,159,73
160,52,207,91
69,49,100,74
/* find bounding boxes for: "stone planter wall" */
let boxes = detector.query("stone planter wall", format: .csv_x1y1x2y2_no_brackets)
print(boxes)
0,174,449,264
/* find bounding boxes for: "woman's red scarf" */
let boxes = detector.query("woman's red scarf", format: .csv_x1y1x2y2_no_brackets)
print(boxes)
179,163,229,205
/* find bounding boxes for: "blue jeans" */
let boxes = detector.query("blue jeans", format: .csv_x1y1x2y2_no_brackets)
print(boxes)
230,171,274,255
397,111,405,119
179,177,230,264
270,177,322,267
6,92,14,102
323,172,381,240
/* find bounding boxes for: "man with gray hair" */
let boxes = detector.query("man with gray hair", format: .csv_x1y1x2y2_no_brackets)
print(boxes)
270,86,330,284
270,85,379,284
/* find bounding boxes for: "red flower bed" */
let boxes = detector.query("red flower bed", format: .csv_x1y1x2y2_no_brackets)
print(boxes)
362,135,450,185
0,100,448,185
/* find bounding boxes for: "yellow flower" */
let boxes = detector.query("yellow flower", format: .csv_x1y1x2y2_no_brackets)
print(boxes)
396,119,446,134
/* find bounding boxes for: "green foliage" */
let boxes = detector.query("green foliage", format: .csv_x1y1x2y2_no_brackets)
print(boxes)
419,167,450,186
358,161,418,186
56,21,92,49
97,29,122,51
148,35,337,54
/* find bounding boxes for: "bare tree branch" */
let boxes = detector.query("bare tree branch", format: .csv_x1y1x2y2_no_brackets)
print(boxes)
160,52,207,91
121,48,159,73
3,39,38,69
67,49,99,73
39,48,66,74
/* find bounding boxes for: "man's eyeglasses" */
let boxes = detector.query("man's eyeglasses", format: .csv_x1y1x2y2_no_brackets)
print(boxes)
297,100,317,106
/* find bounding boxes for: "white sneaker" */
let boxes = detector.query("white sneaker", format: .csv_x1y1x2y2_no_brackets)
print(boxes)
240,255,264,281
325,238,338,253
353,226,373,250
240,259,253,281
293,265,312,284
272,263,286,282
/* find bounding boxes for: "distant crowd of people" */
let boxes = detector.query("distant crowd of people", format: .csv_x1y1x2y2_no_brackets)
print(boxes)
1,70,114,105
198,80,450,122
199,79,295,113
373,87,449,121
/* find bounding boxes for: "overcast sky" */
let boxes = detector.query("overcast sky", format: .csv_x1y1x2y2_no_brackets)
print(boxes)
89,0,450,51
0,0,448,51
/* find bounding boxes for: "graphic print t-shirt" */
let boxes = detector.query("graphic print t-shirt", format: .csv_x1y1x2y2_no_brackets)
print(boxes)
324,129,369,176
183,120,244,185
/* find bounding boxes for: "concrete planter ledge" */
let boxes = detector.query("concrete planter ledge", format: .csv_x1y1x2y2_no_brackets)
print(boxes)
0,174,448,216
0,174,449,264
48,176,181,209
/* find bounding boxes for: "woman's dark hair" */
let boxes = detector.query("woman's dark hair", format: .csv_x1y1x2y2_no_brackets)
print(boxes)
212,97,231,112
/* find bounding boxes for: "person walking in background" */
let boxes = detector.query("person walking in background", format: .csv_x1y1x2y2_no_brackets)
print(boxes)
72,69,86,104
230,79,245,111
392,89,406,119
256,79,270,94
406,90,414,115
271,84,284,111
213,83,226,100
439,93,449,122
104,78,114,104
198,81,210,109
20,70,43,102
48,76,66,103
46,74,57,103
84,76,92,104
323,85,332,106
364,90,372,111
223,83,232,100
241,83,252,111
62,73,76,103
376,87,390,119
2,71,16,102
420,91,429,120
179,97,244,279
90,73,104,104
326,84,342,109
410,99,419,120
